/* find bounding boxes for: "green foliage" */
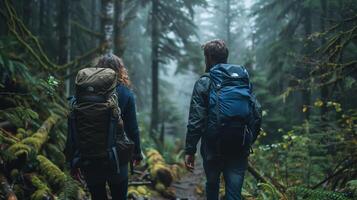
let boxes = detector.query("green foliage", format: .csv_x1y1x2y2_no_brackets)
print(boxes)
0,107,39,129
58,175,84,200
288,186,350,200
256,182,282,200
36,155,66,188
30,175,51,200
44,143,66,167
346,180,357,197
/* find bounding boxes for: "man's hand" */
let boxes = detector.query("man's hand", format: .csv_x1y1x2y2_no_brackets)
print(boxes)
133,159,141,167
185,154,195,172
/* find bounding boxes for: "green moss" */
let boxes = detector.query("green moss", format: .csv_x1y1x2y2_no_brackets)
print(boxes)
30,175,51,200
7,143,31,159
36,155,66,187
22,132,48,152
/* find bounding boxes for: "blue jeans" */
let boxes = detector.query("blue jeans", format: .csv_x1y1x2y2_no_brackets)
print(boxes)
203,157,247,200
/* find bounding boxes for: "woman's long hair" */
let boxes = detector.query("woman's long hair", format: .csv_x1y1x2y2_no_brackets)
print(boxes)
95,54,131,87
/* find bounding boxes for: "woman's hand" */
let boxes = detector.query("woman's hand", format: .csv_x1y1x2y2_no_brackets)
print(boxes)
185,154,195,172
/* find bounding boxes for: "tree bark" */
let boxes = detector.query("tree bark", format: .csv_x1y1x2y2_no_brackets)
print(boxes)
114,0,125,56
302,5,312,120
150,0,159,139
58,0,71,96
225,0,231,47
38,0,46,36
22,0,32,28
320,0,329,117
91,0,99,48
101,0,114,54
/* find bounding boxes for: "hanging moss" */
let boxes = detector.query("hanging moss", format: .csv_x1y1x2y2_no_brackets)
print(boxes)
36,155,66,188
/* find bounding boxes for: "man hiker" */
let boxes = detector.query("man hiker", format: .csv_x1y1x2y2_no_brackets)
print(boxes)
184,39,262,200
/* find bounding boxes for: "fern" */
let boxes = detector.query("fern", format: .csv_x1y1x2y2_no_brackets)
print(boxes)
45,143,66,167
0,107,39,128
257,182,281,200
288,186,351,200
58,175,84,200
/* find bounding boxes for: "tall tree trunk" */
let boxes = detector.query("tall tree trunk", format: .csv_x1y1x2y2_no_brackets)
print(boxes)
320,0,329,117
101,0,114,54
114,0,125,56
91,0,99,48
58,0,71,96
302,6,312,120
150,0,159,139
22,0,32,28
225,0,231,47
38,0,46,36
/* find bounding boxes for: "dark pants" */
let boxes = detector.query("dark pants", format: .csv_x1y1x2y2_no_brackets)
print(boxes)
203,157,247,200
82,163,129,200
87,177,128,200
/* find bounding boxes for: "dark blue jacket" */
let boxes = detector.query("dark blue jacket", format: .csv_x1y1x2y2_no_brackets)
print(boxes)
116,84,142,159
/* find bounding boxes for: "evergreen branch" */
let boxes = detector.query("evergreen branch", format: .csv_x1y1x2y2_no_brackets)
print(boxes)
312,160,357,190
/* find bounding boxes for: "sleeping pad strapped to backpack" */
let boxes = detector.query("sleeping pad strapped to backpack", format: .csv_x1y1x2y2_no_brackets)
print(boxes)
205,64,262,157
66,67,134,174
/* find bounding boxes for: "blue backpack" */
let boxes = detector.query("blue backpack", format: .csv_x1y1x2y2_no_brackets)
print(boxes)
204,64,262,155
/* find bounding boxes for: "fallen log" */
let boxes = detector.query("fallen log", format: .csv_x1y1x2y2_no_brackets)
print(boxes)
145,149,175,198
7,114,60,161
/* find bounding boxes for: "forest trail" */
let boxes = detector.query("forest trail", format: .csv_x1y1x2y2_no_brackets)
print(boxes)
172,159,205,200
151,158,205,200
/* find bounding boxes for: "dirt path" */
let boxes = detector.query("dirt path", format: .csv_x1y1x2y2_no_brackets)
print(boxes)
148,158,206,200
171,158,205,200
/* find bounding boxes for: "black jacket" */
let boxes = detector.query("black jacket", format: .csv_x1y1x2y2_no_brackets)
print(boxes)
185,74,261,161
185,75,212,160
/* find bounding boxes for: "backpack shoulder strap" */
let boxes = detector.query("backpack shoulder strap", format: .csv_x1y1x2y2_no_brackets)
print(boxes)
200,72,210,79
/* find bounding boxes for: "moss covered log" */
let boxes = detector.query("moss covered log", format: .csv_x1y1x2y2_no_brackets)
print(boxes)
145,149,175,197
36,155,66,188
29,175,52,200
7,114,60,160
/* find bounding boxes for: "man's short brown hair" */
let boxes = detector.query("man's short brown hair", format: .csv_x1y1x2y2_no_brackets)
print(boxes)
202,39,229,63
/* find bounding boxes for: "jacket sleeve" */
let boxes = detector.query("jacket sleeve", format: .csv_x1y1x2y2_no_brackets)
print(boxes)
123,93,143,160
185,77,210,155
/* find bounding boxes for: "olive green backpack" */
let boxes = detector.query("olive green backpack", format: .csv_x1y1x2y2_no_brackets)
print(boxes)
66,67,134,174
